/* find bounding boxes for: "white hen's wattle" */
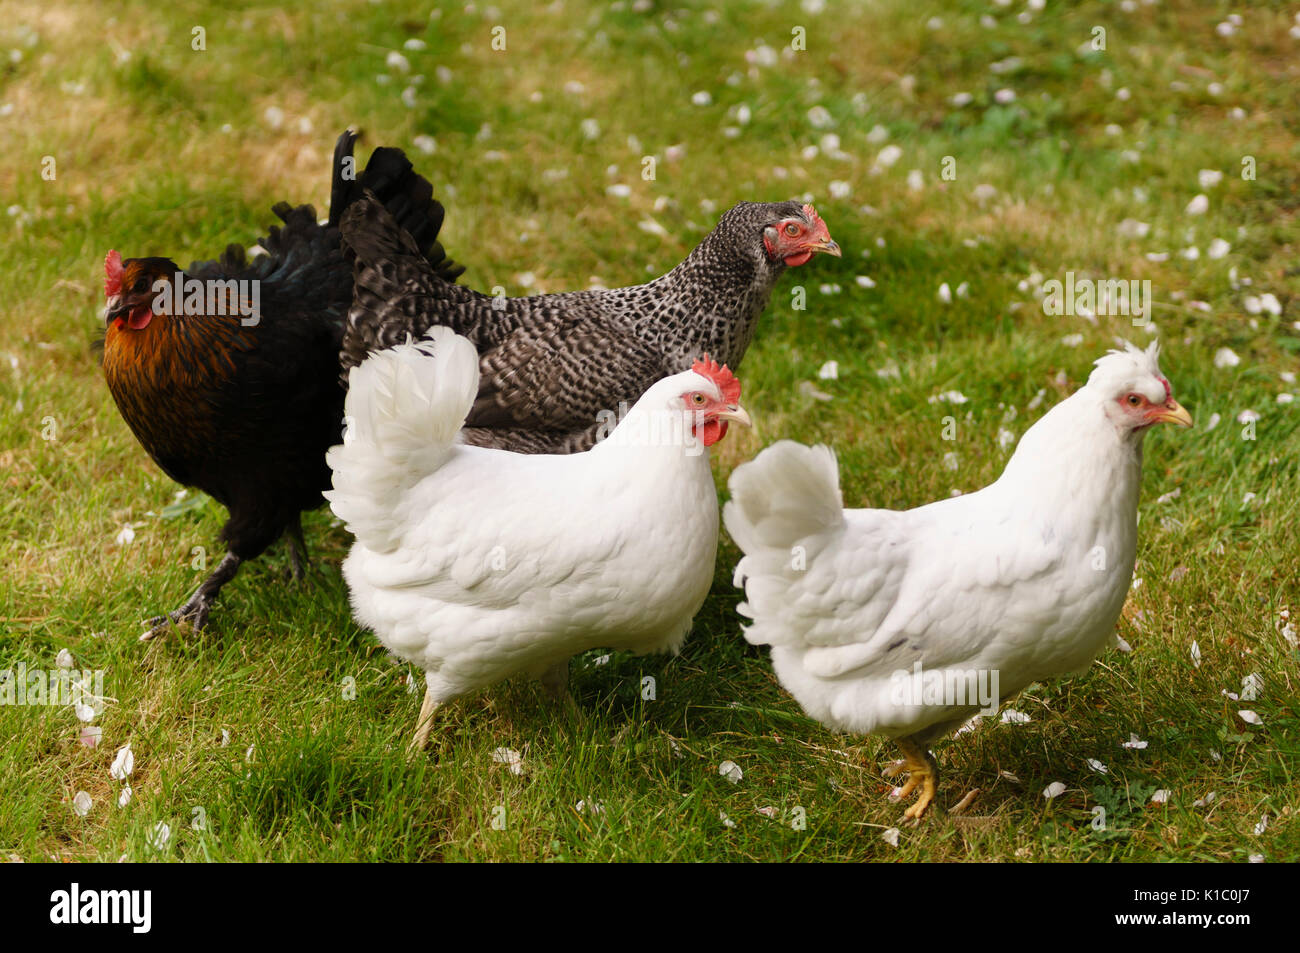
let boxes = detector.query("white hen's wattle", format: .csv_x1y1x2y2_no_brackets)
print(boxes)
724,342,1191,818
326,327,739,746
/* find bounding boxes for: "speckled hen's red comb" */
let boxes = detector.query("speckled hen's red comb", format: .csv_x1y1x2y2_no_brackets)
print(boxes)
104,250,124,297
802,203,826,233
692,355,741,404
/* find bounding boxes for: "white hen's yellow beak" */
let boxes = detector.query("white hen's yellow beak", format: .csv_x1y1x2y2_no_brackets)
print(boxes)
719,403,753,428
1150,399,1193,428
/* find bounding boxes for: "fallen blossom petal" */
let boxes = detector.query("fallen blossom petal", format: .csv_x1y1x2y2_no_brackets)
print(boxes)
1151,789,1171,804
72,791,92,817
1238,709,1262,726
881,827,901,846
110,743,134,780
718,760,743,784
1043,781,1067,799
1087,758,1110,774
1121,734,1148,750
491,747,524,774
1001,709,1031,725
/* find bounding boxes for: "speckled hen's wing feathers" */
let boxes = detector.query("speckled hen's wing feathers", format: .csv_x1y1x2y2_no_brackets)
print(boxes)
470,320,668,430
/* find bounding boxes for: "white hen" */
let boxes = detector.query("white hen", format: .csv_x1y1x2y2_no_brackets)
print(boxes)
724,342,1191,819
326,327,749,749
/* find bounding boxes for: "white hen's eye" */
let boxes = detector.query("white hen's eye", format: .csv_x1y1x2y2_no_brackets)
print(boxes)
1127,394,1142,407
689,393,707,406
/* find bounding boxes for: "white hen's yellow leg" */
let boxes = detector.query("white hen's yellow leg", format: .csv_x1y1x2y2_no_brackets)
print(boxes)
889,737,939,821
409,675,440,752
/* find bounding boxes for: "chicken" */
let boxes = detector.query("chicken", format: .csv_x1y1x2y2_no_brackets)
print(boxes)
337,195,837,453
723,342,1192,820
325,327,749,749
101,130,462,639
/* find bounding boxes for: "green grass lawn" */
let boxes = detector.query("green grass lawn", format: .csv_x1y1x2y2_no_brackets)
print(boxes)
1,0,1297,862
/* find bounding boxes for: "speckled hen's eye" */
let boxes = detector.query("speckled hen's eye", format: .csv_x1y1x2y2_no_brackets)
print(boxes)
784,223,799,236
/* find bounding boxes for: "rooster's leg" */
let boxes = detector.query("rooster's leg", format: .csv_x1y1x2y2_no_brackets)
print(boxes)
887,736,939,821
140,552,242,641
286,514,307,582
409,673,440,752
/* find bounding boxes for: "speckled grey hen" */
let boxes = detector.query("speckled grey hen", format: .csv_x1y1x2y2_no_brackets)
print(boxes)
338,197,840,453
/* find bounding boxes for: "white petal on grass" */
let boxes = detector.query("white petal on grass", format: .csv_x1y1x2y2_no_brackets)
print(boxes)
1236,409,1258,424
828,180,851,200
1115,636,1132,653
1121,734,1148,750
855,275,876,289
1087,758,1110,774
1190,640,1201,668
943,452,959,472
1198,169,1224,189
1151,789,1171,804
937,282,952,304
118,784,132,808
817,360,839,381
994,88,1016,104
1214,348,1240,369
1001,709,1031,725
149,822,170,850
55,648,74,669
1043,781,1067,799
1208,238,1231,259
718,760,743,784
72,791,92,817
755,805,777,819
79,725,102,747
386,51,410,72
690,91,712,106
1249,853,1264,863
1253,814,1269,835
412,134,437,155
110,743,134,780
875,144,902,168
906,169,924,191
1238,709,1262,726
1193,791,1216,808
115,524,135,546
881,827,901,847
1258,293,1282,316
1185,194,1209,216
799,381,834,403
491,747,524,774
1117,218,1150,239
719,810,736,829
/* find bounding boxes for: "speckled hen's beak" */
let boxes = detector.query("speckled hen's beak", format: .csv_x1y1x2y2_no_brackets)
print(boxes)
1150,399,1193,428
807,238,841,257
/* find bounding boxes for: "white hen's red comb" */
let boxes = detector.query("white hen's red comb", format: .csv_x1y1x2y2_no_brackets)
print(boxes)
692,355,741,405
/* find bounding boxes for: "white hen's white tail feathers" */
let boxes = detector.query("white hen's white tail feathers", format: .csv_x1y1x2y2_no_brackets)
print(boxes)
326,327,479,552
724,440,845,556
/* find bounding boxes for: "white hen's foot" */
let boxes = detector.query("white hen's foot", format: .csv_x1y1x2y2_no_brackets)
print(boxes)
409,676,440,752
888,737,939,822
538,659,572,704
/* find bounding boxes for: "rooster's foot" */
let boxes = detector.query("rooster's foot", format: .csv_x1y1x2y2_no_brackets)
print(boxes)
139,552,242,642
141,595,212,641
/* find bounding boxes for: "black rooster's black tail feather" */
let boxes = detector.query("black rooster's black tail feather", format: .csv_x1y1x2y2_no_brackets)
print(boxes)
329,129,464,284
